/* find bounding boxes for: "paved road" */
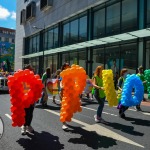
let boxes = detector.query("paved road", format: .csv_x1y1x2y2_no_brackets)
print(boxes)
0,94,150,150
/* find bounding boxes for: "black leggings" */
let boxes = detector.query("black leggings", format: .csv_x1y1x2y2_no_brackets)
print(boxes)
24,105,34,126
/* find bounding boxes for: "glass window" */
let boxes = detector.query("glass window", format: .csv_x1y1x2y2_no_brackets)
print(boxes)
93,8,105,39
44,31,48,50
79,50,86,69
29,37,32,54
63,23,69,46
146,40,150,69
52,55,57,73
93,48,105,72
36,35,39,52
70,51,78,65
62,53,69,64
120,43,137,73
79,16,87,42
32,36,36,53
105,46,120,74
48,29,53,49
147,0,150,27
70,19,78,44
106,2,120,35
54,27,58,48
5,38,9,42
122,0,137,32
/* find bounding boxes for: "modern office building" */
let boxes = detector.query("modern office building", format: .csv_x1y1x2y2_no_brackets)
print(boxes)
16,0,150,77
0,27,15,71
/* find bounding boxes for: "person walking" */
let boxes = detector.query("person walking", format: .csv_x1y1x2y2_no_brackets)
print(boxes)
92,66,106,123
40,67,51,107
135,66,147,111
52,69,61,104
59,62,71,129
117,68,129,118
21,64,35,135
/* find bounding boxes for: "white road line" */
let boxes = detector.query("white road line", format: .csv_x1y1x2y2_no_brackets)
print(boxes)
44,108,144,148
49,97,118,116
142,112,150,116
5,114,11,119
49,97,150,116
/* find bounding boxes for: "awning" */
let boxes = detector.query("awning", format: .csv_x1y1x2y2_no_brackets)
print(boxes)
20,28,150,59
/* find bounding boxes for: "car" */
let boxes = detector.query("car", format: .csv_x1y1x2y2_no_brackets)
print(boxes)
0,77,9,92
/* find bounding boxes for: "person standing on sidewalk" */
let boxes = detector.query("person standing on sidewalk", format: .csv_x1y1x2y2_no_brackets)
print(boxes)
92,66,106,123
135,66,147,111
21,64,35,135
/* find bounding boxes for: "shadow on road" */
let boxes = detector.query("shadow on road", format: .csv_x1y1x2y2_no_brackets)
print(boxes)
125,117,150,126
35,104,61,110
104,122,144,136
16,131,64,150
66,125,117,149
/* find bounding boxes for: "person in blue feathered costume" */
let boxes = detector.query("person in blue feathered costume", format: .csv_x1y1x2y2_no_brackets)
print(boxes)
117,68,129,118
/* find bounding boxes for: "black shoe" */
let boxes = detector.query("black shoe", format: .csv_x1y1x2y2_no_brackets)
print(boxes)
119,113,126,118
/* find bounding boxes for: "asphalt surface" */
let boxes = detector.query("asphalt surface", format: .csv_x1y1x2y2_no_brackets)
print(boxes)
0,94,150,150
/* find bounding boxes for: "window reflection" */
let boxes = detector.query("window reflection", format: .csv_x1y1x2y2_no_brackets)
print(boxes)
147,0,150,27
120,43,137,73
93,8,105,38
106,2,120,35
79,16,87,42
122,0,137,32
93,48,104,72
63,23,69,46
70,19,78,44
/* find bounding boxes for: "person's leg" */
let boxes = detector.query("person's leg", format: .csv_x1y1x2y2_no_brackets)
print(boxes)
21,108,30,135
26,105,35,133
53,96,56,104
96,97,105,118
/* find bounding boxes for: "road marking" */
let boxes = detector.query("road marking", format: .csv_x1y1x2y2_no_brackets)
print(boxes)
44,108,144,148
49,97,118,116
5,114,11,119
142,112,150,116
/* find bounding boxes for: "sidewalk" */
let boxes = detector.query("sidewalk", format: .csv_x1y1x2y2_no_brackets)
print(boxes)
141,93,150,106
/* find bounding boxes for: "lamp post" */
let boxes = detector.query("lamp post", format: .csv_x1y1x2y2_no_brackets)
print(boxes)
32,25,45,75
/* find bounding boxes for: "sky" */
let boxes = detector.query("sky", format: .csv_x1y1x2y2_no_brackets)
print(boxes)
0,0,16,29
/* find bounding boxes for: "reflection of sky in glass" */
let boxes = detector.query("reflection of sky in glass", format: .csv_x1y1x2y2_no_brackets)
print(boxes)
0,118,4,138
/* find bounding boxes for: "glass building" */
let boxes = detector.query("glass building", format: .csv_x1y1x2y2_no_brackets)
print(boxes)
16,0,150,77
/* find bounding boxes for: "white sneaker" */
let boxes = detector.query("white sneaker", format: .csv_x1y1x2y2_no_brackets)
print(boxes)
94,115,100,123
26,126,34,133
94,115,105,123
62,123,68,130
21,126,26,135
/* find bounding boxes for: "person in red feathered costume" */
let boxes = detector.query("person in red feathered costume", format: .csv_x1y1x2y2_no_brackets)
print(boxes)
21,64,35,135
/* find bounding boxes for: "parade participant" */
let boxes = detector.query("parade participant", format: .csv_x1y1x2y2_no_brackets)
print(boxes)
117,68,129,118
41,67,51,107
111,59,119,89
60,62,71,129
135,66,147,111
92,66,106,123
52,69,61,104
21,64,35,135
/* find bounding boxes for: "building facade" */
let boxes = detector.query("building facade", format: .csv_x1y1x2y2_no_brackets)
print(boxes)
0,27,15,72
16,0,150,77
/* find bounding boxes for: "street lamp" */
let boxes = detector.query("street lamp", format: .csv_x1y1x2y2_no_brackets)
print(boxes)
32,25,45,75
